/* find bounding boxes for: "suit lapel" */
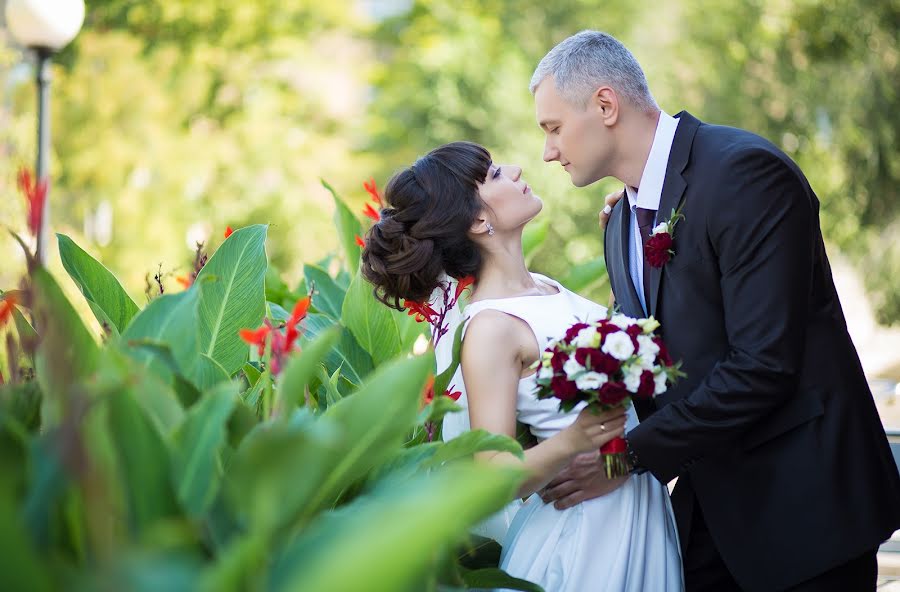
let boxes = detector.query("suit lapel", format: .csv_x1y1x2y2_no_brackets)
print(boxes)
605,195,644,318
648,111,701,317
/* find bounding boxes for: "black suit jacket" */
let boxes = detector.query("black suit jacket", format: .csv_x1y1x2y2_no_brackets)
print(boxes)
605,112,900,592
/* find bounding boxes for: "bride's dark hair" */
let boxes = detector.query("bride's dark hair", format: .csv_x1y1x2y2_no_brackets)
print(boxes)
361,141,491,310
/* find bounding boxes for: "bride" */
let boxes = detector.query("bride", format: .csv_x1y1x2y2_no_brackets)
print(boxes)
361,141,682,591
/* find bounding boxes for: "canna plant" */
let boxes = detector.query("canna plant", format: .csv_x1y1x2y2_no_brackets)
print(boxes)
0,171,545,592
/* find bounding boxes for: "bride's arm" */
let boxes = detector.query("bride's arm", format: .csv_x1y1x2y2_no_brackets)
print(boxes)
461,311,627,498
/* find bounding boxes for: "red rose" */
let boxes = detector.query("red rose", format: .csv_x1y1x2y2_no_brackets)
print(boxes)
653,337,673,366
550,351,567,372
645,233,674,268
597,321,621,337
564,322,590,342
636,371,655,399
551,375,580,401
625,324,642,338
591,351,621,376
574,347,595,367
598,381,629,406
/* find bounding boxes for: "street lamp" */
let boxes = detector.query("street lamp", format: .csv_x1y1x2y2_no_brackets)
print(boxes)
5,0,85,264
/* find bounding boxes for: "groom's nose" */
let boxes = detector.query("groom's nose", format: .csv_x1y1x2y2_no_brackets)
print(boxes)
543,139,559,162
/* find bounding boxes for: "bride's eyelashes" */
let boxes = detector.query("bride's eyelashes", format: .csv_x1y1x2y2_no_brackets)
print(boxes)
493,166,502,180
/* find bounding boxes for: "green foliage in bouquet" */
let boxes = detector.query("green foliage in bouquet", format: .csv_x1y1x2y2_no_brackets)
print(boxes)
0,179,551,592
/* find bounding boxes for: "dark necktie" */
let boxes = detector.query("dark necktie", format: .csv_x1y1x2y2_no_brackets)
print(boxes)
635,206,657,313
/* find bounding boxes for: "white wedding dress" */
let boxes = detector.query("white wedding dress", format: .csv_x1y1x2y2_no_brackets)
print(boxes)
441,273,683,592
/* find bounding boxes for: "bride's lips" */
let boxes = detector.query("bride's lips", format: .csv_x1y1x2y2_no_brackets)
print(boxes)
523,183,530,194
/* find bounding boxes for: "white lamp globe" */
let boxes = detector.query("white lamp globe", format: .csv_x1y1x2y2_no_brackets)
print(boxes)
5,0,85,51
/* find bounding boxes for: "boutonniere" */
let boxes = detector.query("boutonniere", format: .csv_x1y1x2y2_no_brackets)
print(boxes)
645,205,685,268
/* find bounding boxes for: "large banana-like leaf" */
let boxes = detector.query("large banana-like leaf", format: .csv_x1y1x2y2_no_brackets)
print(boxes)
171,381,239,517
341,270,401,366
30,267,99,428
122,288,200,377
303,264,345,320
277,326,341,411
322,180,362,274
106,388,179,536
266,463,523,592
559,257,609,294
57,233,139,335
422,429,523,470
195,225,268,376
296,352,433,522
303,313,373,385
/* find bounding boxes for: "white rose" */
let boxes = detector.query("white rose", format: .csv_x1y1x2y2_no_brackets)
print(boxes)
601,331,635,361
563,357,584,379
654,371,668,395
610,313,637,330
652,222,669,235
573,327,599,348
637,335,660,368
538,366,554,381
575,371,608,391
623,365,643,393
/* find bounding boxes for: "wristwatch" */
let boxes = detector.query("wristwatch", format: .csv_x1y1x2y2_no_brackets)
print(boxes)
625,436,647,475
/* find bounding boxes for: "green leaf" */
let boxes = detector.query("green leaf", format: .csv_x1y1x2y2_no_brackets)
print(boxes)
171,381,239,517
242,363,261,387
30,267,99,427
558,257,609,294
188,354,231,391
303,264,346,320
196,224,268,376
341,270,401,366
122,288,200,378
422,430,524,470
277,326,341,411
267,463,523,592
106,389,179,536
57,233,139,334
303,314,373,385
322,179,362,274
0,489,53,592
297,352,434,521
460,567,544,592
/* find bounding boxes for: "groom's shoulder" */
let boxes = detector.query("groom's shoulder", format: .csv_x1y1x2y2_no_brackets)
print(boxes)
692,121,800,176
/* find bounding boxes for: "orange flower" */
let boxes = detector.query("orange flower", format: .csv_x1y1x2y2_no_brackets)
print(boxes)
239,325,271,357
403,300,438,323
176,275,192,289
363,178,383,207
0,294,18,327
422,374,436,405
224,226,234,238
455,275,475,300
284,296,310,349
355,234,366,248
17,168,48,237
362,202,380,222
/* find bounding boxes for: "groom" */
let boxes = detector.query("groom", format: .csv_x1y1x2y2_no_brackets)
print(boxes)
531,31,900,591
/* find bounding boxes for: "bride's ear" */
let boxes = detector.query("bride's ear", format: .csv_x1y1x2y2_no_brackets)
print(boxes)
469,213,492,237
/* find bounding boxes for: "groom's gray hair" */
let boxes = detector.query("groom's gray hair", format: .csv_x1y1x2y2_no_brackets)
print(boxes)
530,30,658,112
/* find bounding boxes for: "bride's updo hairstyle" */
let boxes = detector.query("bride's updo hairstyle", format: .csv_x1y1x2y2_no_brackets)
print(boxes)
362,141,491,310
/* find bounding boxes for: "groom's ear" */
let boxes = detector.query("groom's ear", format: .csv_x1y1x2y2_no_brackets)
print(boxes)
591,86,619,126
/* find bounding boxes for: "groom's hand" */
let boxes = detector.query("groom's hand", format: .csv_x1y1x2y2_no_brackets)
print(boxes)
539,451,630,510
598,189,625,231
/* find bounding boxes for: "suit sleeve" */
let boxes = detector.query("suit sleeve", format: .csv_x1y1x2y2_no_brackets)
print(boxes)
628,148,815,483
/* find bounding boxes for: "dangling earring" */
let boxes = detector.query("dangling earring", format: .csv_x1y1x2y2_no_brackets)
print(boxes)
486,223,495,236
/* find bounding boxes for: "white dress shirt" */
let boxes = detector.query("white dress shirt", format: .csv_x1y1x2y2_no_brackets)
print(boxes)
624,111,679,314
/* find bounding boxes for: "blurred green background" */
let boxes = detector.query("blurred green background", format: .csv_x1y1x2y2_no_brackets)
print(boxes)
2,0,898,325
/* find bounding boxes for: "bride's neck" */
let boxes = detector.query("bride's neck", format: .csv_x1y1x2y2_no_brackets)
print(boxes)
472,237,538,300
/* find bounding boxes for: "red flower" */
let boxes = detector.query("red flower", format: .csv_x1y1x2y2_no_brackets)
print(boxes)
455,275,475,300
551,375,580,401
355,234,366,247
0,294,17,327
597,321,622,337
574,347,596,367
653,337,673,366
17,168,48,237
563,322,590,342
224,226,234,238
550,350,567,372
403,300,438,323
445,384,462,401
284,296,311,349
636,371,656,399
422,375,436,405
645,233,674,268
362,202,381,222
176,275,192,289
598,381,629,405
239,325,271,357
591,352,621,375
363,178,383,207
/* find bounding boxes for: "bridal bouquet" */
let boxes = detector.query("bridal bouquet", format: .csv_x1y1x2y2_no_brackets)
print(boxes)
532,314,682,478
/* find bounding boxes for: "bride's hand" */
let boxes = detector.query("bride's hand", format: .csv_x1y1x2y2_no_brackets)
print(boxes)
563,405,627,455
540,451,630,509
598,189,625,231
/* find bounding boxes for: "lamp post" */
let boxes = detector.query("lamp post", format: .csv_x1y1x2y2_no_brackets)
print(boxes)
5,0,85,264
